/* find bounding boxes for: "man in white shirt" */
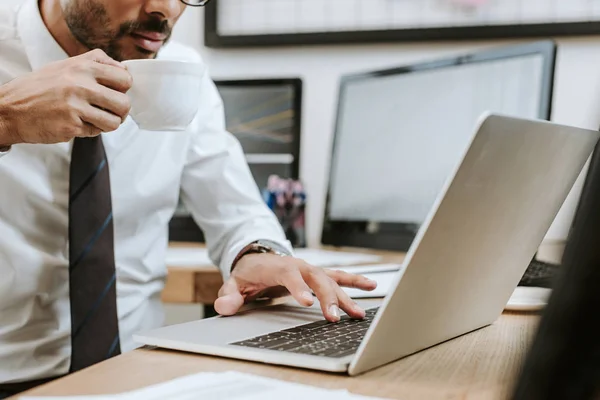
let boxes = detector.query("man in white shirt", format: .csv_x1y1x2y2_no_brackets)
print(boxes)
0,0,375,396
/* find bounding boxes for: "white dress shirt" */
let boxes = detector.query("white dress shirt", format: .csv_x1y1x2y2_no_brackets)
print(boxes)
0,0,291,384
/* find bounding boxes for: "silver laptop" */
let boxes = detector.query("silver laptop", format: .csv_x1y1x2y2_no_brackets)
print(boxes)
134,113,599,376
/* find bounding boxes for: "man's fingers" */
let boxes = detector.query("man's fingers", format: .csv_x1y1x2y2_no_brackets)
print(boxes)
278,269,314,307
217,277,240,297
81,122,102,138
214,278,245,316
85,85,131,122
303,268,341,322
85,49,125,69
325,269,378,291
335,286,365,320
80,105,123,133
91,62,133,93
214,292,245,316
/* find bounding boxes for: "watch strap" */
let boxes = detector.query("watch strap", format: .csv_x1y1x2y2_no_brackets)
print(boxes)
231,240,291,271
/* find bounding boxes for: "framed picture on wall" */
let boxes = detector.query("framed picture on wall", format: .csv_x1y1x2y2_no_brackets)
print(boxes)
204,0,600,48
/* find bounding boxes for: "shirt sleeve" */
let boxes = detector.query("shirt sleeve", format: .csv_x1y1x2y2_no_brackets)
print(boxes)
179,72,293,280
0,146,10,158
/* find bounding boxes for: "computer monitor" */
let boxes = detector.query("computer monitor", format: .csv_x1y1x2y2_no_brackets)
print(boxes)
511,141,600,399
217,79,302,189
322,41,556,251
169,78,303,242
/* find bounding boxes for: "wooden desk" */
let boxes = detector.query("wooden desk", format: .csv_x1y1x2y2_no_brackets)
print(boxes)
162,243,406,305
14,312,538,400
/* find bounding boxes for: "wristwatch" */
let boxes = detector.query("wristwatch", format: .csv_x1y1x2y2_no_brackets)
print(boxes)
231,239,291,271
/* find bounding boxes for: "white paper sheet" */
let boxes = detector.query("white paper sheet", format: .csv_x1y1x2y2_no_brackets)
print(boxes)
293,248,382,267
338,265,404,299
333,263,402,275
21,371,389,400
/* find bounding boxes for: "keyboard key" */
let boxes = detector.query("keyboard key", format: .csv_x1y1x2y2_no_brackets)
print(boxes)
260,339,295,349
274,342,304,351
281,320,327,333
232,341,263,348
261,332,291,339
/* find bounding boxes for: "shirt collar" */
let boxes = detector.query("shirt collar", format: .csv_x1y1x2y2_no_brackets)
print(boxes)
17,0,69,71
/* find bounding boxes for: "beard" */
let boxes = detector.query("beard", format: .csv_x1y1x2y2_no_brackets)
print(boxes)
62,0,172,61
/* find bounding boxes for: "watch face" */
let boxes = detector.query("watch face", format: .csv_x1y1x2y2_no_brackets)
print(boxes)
257,240,290,256
255,244,271,253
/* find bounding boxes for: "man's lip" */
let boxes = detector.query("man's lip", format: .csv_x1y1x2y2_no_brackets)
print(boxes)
131,31,167,41
131,34,164,53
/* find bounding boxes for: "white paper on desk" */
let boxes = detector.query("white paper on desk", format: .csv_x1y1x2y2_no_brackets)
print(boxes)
332,263,402,275
165,247,212,267
342,268,403,299
293,248,382,267
21,371,389,400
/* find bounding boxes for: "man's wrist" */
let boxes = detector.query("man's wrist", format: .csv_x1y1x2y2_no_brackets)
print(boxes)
0,115,10,150
0,100,16,149
231,240,292,272
0,84,18,149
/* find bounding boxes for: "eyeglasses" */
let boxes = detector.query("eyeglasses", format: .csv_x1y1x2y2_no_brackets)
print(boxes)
180,0,211,6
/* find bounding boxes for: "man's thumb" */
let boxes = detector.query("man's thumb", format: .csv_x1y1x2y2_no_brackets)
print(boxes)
214,279,244,316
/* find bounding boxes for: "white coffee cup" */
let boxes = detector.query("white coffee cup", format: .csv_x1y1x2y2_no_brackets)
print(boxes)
123,60,205,131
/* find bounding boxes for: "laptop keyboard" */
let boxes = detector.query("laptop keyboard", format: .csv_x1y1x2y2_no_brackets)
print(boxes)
231,307,379,358
518,259,560,288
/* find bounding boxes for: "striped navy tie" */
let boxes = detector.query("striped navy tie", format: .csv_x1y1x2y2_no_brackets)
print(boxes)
68,136,120,373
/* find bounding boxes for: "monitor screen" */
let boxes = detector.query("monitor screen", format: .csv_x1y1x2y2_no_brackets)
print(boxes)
215,79,302,189
323,41,556,250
